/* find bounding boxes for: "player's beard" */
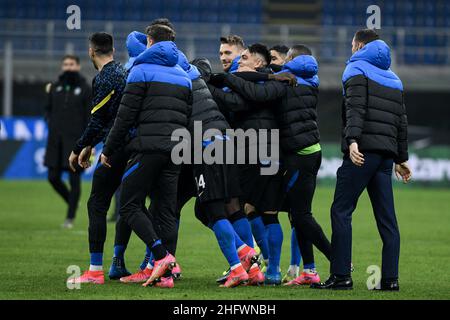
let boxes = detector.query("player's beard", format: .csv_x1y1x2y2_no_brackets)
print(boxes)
222,61,231,72
90,57,98,70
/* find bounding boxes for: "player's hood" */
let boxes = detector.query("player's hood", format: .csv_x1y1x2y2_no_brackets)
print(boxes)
348,39,391,70
177,50,201,81
125,31,147,71
342,39,402,92
281,55,319,88
133,41,179,67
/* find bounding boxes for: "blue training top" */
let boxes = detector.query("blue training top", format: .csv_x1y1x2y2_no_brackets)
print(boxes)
128,41,192,90
177,50,201,81
124,31,147,71
281,54,320,88
342,39,403,91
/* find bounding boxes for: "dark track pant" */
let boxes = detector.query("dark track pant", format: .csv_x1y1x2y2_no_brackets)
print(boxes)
331,153,400,279
148,164,195,255
87,151,132,253
48,166,81,220
284,151,332,265
119,152,180,259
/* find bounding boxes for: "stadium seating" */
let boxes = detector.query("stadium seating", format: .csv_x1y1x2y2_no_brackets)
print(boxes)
0,0,448,66
2,0,263,24
322,0,448,65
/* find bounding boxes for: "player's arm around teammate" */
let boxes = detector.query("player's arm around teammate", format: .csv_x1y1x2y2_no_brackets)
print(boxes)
222,45,332,286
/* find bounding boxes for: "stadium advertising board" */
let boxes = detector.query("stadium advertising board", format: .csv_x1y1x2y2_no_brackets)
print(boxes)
1,117,450,185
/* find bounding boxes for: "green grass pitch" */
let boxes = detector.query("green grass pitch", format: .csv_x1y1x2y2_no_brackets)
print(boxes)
0,180,449,300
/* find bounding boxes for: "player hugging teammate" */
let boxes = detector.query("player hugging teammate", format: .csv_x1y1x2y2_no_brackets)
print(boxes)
68,20,411,291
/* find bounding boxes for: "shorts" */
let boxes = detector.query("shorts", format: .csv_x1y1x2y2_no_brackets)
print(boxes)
193,162,241,203
254,161,285,212
239,161,284,213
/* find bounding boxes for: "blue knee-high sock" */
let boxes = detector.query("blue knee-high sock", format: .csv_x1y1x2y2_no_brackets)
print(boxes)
265,222,283,275
90,252,103,266
234,229,245,249
248,214,269,260
232,219,254,248
210,222,245,254
113,245,126,259
290,228,301,266
212,219,240,268
140,246,153,270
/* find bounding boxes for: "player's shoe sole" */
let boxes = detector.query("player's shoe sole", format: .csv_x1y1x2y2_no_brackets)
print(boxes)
171,263,182,280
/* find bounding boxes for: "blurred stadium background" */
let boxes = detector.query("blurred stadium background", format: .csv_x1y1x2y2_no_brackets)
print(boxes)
0,0,450,184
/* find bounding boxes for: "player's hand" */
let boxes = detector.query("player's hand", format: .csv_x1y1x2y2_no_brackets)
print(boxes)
100,153,111,168
78,146,93,169
208,73,226,87
269,72,297,86
349,142,364,166
68,151,79,172
395,162,412,184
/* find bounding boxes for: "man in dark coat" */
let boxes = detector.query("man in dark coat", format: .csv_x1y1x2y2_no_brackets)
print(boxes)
312,29,411,291
100,25,192,287
44,54,91,228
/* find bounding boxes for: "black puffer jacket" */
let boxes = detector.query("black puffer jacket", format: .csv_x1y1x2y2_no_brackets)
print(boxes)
190,78,230,133
182,57,229,133
222,54,321,153
103,41,192,156
341,40,408,164
208,72,278,132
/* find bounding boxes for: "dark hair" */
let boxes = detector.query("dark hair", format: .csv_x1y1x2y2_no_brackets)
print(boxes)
62,54,80,64
145,24,176,43
89,32,114,55
149,18,175,40
220,35,245,49
270,45,289,55
289,44,313,58
248,43,271,66
150,18,175,31
354,29,380,45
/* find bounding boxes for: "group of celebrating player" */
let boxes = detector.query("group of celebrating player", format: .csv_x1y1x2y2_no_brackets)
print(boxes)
67,17,411,291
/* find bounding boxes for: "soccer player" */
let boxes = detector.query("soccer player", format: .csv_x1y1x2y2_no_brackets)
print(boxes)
219,44,334,286
67,32,132,285
248,43,304,283
44,54,91,228
219,35,245,73
186,54,264,287
100,24,192,288
208,43,288,285
235,45,302,283
269,45,289,72
311,29,411,290
106,20,183,283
